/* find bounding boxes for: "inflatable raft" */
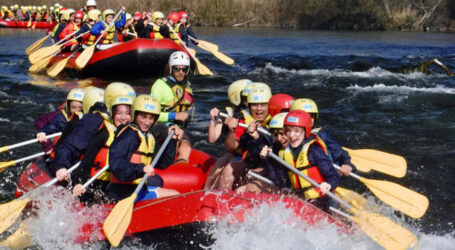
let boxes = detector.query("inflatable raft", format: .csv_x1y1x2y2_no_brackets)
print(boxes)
46,38,196,79
0,19,52,29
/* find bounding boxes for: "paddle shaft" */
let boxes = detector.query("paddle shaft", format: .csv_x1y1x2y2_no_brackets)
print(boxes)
0,132,61,153
219,112,271,136
9,152,45,165
82,164,109,189
93,11,123,45
167,23,197,62
133,130,175,194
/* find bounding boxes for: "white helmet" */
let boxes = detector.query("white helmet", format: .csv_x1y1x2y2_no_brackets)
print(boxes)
86,0,97,6
168,51,190,68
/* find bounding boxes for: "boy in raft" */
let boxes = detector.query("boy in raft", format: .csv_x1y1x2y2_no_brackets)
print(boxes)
150,51,193,163
178,11,199,47
166,12,182,44
75,9,101,49
143,11,168,40
59,10,84,52
108,95,182,201
71,83,136,200
290,99,355,176
51,87,109,182
89,7,126,50
36,88,85,155
117,12,140,42
53,8,74,44
259,110,340,211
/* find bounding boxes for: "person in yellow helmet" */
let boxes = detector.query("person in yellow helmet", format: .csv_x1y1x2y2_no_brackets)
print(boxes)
89,7,126,50
144,11,168,39
75,9,101,48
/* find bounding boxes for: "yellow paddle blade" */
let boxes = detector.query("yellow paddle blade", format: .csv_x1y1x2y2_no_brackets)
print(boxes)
47,57,70,78
198,40,218,51
29,44,62,65
0,220,32,249
343,147,407,178
27,19,31,28
211,50,234,65
0,161,15,172
103,194,136,247
32,22,36,29
29,56,53,73
335,187,367,209
26,35,50,55
0,146,9,153
360,177,429,219
188,48,196,56
350,209,418,250
194,58,213,76
0,199,29,235
75,45,96,69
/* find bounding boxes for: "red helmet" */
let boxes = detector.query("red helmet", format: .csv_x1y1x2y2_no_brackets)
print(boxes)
179,11,188,19
167,12,180,23
133,12,142,21
284,110,312,138
268,94,294,117
74,10,84,19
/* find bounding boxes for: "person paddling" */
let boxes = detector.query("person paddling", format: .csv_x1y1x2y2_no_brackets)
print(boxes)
178,11,199,47
89,7,126,50
75,9,101,49
59,10,84,52
53,8,73,44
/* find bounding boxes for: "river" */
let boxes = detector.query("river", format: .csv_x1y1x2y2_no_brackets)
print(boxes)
0,27,454,249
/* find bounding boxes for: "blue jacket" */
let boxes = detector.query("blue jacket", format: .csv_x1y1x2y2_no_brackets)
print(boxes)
180,24,198,46
90,13,126,36
53,23,66,43
52,103,108,172
38,111,67,135
315,129,356,171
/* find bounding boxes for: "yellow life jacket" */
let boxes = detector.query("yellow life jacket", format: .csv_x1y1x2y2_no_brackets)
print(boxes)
240,109,272,129
168,24,181,44
110,124,156,185
161,77,194,112
90,120,116,181
100,21,116,44
278,138,329,199
82,23,97,45
151,24,164,39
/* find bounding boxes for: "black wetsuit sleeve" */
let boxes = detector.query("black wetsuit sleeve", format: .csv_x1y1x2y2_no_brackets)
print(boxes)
151,133,177,170
307,144,340,190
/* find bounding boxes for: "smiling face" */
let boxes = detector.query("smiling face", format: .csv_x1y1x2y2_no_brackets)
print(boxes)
285,126,305,148
249,103,268,122
135,112,156,132
155,18,162,25
106,14,114,24
113,104,132,127
69,100,83,113
272,128,288,147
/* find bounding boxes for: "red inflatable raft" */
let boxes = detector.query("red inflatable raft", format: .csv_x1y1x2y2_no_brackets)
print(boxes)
0,19,52,29
46,38,196,79
15,149,348,246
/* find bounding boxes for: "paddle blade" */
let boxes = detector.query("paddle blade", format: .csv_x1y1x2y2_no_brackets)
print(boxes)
26,35,49,55
335,187,367,209
46,57,70,78
361,177,429,218
0,199,29,234
188,48,196,56
198,40,218,51
0,161,15,172
27,19,31,28
29,45,61,65
0,220,31,249
75,45,95,69
212,50,234,65
29,56,53,73
351,209,418,250
103,194,136,247
343,147,407,178
195,58,213,76
0,146,9,153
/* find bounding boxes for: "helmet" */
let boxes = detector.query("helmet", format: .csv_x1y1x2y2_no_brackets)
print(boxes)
14,4,19,9
169,51,190,68
284,110,312,138
50,6,54,11
102,9,115,19
104,82,136,111
110,95,134,115
242,82,268,97
87,9,101,21
178,11,188,19
227,79,252,106
269,112,288,129
132,95,161,120
74,10,84,20
151,11,164,23
290,98,319,118
86,0,97,7
82,87,105,114
66,88,86,102
246,83,272,104
167,12,180,23
63,8,75,21
1,6,6,11
268,93,294,117
42,5,47,9
37,6,42,11
126,13,132,21
32,6,37,10
133,12,142,21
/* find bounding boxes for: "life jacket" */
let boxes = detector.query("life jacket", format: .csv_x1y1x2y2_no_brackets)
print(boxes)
235,109,272,140
160,76,194,112
278,138,329,199
90,120,116,181
118,25,137,42
50,110,84,159
149,24,164,39
310,127,334,162
81,23,96,45
99,21,116,44
109,124,156,185
51,23,61,38
168,23,181,44
61,22,80,47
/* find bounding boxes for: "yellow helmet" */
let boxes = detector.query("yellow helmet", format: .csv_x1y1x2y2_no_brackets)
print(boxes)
66,88,86,102
228,79,252,106
42,5,47,10
63,8,75,21
50,6,54,11
102,9,115,20
110,95,134,115
290,98,319,118
10,6,14,10
104,82,136,111
242,82,269,97
246,83,272,104
32,6,37,10
151,11,164,23
87,9,101,21
132,95,161,119
126,13,133,21
269,112,288,129
37,6,42,11
1,6,6,11
14,4,19,9
82,87,105,114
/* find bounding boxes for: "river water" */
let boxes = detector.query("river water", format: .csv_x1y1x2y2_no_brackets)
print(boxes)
0,27,454,249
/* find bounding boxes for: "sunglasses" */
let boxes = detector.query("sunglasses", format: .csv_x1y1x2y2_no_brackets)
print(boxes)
173,66,189,72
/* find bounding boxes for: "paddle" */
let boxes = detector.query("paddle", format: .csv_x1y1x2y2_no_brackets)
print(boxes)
188,36,234,65
26,34,50,55
29,51,59,73
342,147,407,178
27,19,31,28
31,20,36,29
268,152,418,250
0,161,81,235
333,164,428,218
166,23,213,76
103,130,175,247
0,152,45,173
0,219,31,249
28,29,80,64
76,10,123,69
0,132,61,153
46,47,80,77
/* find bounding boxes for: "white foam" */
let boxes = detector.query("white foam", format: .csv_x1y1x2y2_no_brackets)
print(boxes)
347,83,455,94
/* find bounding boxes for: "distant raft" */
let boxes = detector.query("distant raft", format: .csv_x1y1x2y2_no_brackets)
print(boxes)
0,18,52,29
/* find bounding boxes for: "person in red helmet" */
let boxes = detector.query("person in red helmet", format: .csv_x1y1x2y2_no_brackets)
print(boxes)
259,110,339,211
118,13,139,42
167,12,182,44
178,10,198,47
268,93,294,117
60,9,83,52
